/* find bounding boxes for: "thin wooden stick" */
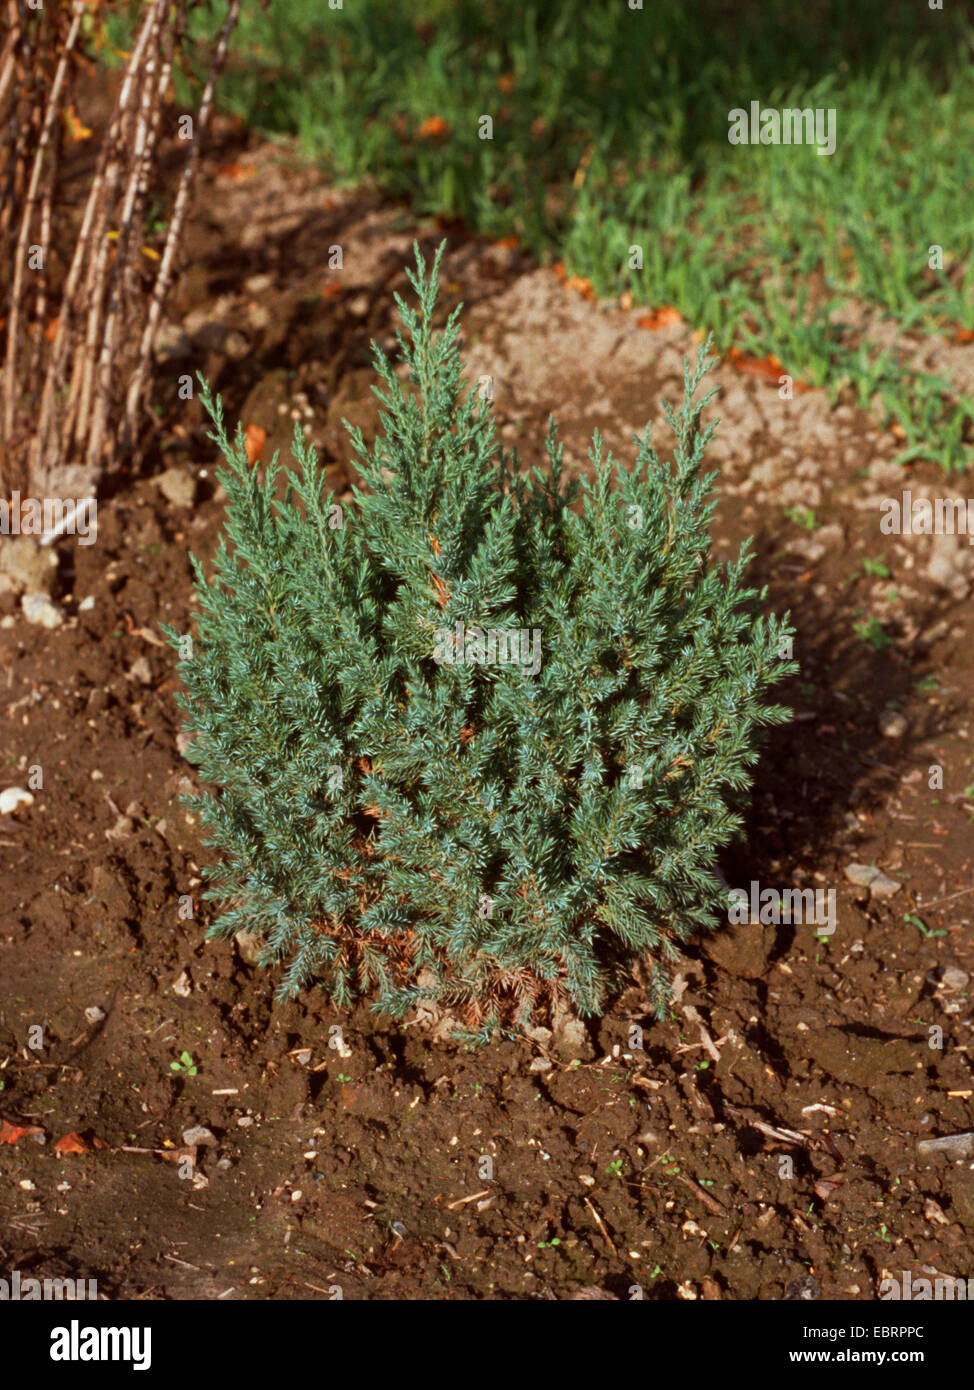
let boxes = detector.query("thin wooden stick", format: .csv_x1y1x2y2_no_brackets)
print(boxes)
86,0,169,473
3,0,84,448
124,0,241,444
72,3,162,461
5,0,238,493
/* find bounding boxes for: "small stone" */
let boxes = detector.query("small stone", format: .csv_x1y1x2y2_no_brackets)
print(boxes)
154,467,197,509
78,595,95,612
878,709,909,739
0,787,33,815
784,534,826,564
523,1025,552,1047
785,1275,822,1301
551,1000,594,1060
234,930,264,966
926,540,970,599
172,970,192,998
528,1056,553,1073
21,592,64,628
940,965,970,992
236,1115,254,1128
844,863,902,899
0,537,58,595
815,523,844,549
924,1198,949,1225
348,293,369,318
182,1125,217,1148
244,272,274,295
176,731,194,757
84,1005,106,1026
917,1132,974,1160
127,657,152,685
867,871,902,900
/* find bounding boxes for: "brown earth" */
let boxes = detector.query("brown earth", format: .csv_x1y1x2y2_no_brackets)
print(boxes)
1,117,973,1302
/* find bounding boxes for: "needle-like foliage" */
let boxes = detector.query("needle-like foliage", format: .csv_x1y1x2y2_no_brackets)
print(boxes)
169,242,796,1037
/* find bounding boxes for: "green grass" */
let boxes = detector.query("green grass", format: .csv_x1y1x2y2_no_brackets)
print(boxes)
111,0,974,470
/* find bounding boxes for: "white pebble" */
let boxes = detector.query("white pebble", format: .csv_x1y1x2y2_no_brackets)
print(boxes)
0,786,33,815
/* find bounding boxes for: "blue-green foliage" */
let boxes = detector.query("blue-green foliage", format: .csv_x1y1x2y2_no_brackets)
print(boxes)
169,242,796,1031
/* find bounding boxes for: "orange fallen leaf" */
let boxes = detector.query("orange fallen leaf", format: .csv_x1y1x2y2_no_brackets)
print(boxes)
429,534,441,556
494,235,519,249
44,316,60,343
954,329,974,343
727,347,786,382
321,283,342,299
216,162,257,181
418,116,450,139
141,245,160,261
0,1119,45,1145
563,274,595,300
552,261,567,281
637,305,683,330
54,1132,89,1156
243,422,266,464
497,74,516,93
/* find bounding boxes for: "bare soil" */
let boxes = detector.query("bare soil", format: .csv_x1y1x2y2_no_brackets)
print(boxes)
1,115,973,1302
